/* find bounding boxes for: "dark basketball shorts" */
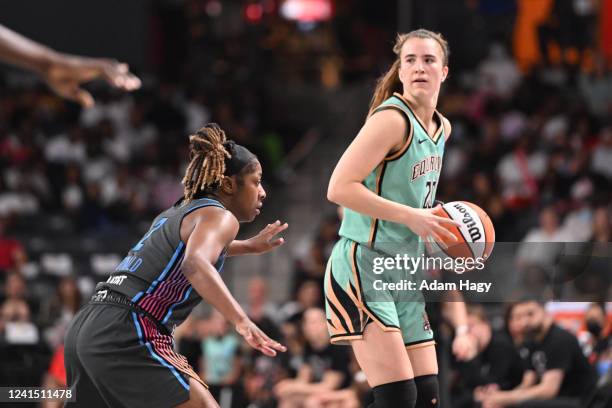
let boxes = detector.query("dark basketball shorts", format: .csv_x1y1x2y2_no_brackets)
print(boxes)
64,301,206,408
324,237,435,349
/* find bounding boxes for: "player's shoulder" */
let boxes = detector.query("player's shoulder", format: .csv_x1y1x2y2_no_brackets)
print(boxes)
192,204,234,222
369,106,409,126
438,111,451,141
184,201,237,230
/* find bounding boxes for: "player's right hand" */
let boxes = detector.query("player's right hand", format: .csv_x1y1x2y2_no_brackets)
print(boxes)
235,318,286,357
402,205,460,249
45,55,141,108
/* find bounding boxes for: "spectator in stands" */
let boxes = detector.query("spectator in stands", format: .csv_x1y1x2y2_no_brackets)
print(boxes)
274,308,350,408
242,277,285,407
200,310,243,407
579,302,612,377
478,300,597,408
1,297,31,327
279,280,323,325
496,135,547,211
516,206,569,281
246,276,280,329
591,207,611,243
39,276,82,348
477,43,521,100
61,164,85,214
505,301,525,348
452,305,524,408
1,272,38,315
302,354,369,408
0,217,26,275
292,214,340,295
0,297,48,388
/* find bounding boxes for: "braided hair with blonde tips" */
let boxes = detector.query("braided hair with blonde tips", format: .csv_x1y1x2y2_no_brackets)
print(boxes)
182,123,257,203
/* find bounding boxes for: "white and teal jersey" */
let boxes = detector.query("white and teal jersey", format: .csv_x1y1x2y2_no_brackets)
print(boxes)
339,92,447,254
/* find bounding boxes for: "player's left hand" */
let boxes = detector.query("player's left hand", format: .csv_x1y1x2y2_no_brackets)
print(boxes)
44,55,141,108
235,318,286,357
245,220,288,255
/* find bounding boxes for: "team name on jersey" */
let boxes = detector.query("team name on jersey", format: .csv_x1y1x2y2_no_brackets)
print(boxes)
115,255,143,273
411,155,442,181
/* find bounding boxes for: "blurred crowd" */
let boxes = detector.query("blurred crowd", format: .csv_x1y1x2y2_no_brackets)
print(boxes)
0,0,611,406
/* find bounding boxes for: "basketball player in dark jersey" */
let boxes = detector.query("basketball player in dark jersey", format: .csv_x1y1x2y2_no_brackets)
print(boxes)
64,123,287,408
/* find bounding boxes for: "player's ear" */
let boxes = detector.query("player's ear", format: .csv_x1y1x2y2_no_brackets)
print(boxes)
219,176,236,195
398,62,407,83
441,66,449,82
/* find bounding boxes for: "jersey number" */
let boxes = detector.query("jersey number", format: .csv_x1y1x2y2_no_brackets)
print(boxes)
131,217,168,252
423,181,438,209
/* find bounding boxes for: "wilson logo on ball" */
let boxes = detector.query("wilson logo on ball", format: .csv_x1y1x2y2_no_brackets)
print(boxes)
432,201,495,261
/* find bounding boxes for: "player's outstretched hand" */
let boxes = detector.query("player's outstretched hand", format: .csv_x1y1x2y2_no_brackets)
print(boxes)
235,318,286,357
245,220,288,255
402,204,460,249
44,55,141,108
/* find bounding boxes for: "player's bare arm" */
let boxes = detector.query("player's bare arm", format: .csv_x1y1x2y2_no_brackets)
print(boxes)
328,108,458,243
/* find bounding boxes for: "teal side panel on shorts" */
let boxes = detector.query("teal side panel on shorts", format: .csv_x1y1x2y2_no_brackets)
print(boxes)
325,238,371,342
396,300,434,346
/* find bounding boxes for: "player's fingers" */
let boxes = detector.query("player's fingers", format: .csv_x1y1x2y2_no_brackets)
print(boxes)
265,220,287,233
435,215,461,228
259,344,277,357
244,333,260,350
275,222,289,233
116,62,129,74
266,339,286,352
71,88,95,108
269,238,285,247
121,74,142,91
256,330,286,352
261,223,275,233
100,61,141,90
431,234,448,250
249,334,277,356
434,224,458,242
423,239,435,255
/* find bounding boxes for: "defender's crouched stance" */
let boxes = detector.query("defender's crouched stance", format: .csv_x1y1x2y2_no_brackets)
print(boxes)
65,124,287,407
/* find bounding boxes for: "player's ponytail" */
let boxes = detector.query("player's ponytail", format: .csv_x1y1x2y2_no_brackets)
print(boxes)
368,59,402,117
368,29,450,117
182,123,258,203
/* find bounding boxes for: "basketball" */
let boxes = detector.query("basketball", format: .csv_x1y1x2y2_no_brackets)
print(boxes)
431,201,495,261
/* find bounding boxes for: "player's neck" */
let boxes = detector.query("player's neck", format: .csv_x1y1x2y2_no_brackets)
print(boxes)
205,192,230,210
402,92,438,130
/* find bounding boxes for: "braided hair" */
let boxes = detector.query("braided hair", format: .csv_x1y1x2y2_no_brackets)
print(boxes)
182,123,257,203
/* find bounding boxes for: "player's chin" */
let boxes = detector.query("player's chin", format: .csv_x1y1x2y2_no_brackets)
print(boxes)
248,208,260,222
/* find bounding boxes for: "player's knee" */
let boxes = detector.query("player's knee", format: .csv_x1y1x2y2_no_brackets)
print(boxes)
371,379,417,408
414,374,439,408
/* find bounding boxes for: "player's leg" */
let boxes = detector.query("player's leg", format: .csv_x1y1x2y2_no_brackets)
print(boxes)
351,322,417,408
406,345,439,408
326,240,417,407
63,305,110,408
397,298,439,408
174,378,220,408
